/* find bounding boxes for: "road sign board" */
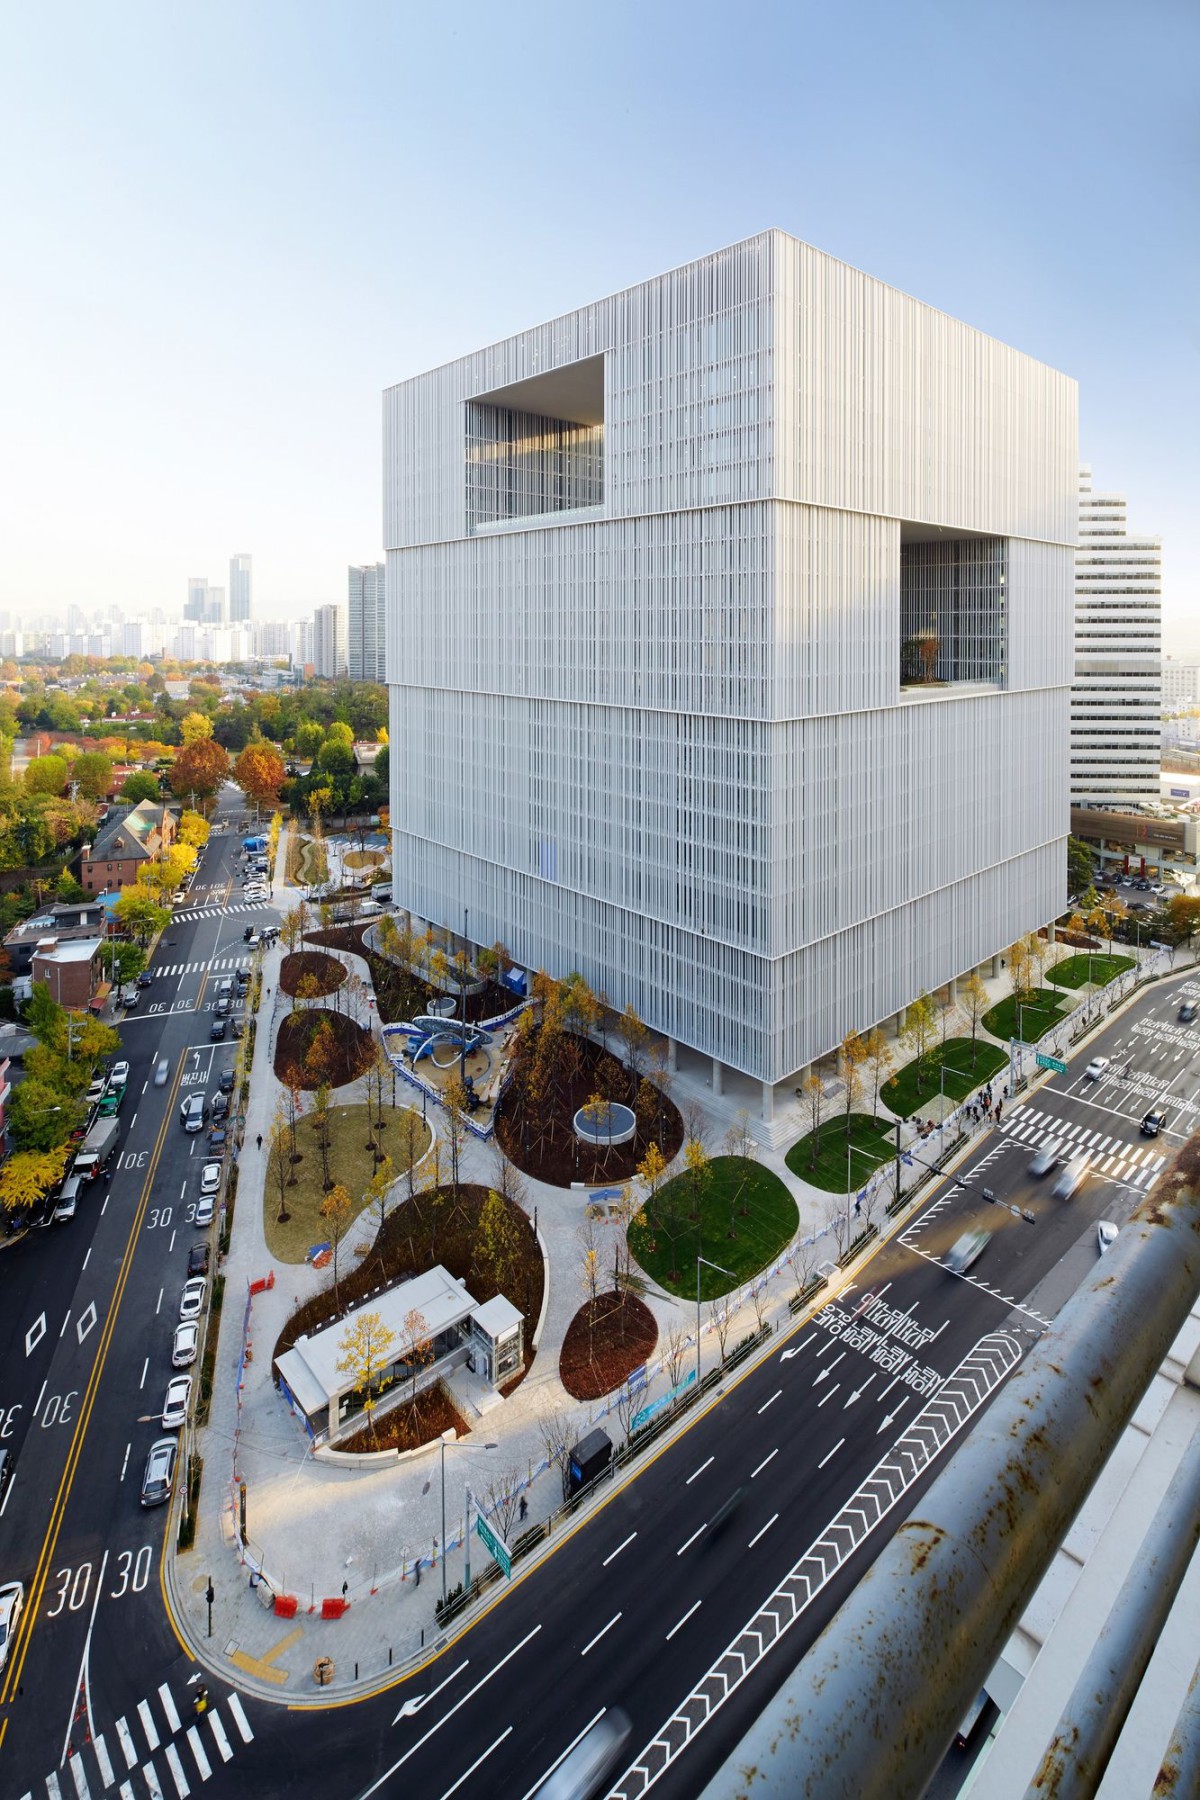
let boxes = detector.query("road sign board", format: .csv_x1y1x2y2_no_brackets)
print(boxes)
1035,1052,1067,1074
476,1514,512,1579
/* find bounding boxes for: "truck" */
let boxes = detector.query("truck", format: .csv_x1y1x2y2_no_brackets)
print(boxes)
73,1117,119,1182
241,834,268,854
566,1427,613,1499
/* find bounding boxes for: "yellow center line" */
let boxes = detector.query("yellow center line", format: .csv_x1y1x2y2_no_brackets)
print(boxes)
0,1051,190,1704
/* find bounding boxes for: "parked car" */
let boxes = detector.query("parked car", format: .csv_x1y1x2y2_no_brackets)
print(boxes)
154,1057,170,1086
243,929,261,947
121,986,140,1010
200,1161,223,1194
109,1060,130,1089
219,1066,236,1092
211,1092,229,1121
98,1087,124,1118
945,1228,991,1275
187,1242,210,1277
1097,1221,1119,1254
137,971,153,988
1084,1057,1110,1081
0,1581,25,1675
1141,1109,1167,1137
194,1193,216,1227
161,1375,192,1430
244,886,270,903
181,1094,206,1132
210,1017,227,1041
179,1277,207,1321
52,1187,78,1223
208,1125,228,1150
1028,1138,1063,1177
140,1437,177,1508
235,968,251,988
215,996,231,1017
1052,1157,1089,1201
85,1076,107,1105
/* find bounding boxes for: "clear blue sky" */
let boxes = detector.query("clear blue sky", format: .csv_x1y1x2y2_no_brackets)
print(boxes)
1,0,1195,638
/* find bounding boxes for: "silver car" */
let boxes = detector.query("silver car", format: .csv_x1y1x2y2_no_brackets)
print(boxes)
140,1437,177,1508
1028,1138,1062,1176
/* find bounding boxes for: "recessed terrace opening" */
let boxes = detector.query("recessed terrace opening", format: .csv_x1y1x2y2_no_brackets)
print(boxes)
899,525,1006,691
466,355,605,531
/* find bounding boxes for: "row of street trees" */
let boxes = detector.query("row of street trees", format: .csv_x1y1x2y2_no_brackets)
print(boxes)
0,987,122,1222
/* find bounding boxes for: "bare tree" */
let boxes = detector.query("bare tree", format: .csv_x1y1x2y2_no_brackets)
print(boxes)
490,1142,529,1215
802,1071,826,1169
400,1307,433,1405
442,1075,469,1207
785,1233,818,1298
663,1323,689,1392
613,1380,642,1442
394,1106,426,1204
709,1296,733,1364
319,1184,353,1306
539,1406,578,1501
479,1468,523,1548
824,1193,850,1260
748,1279,770,1336
268,1107,293,1222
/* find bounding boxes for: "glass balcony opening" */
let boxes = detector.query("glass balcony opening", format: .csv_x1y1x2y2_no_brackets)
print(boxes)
466,355,604,531
899,528,1006,692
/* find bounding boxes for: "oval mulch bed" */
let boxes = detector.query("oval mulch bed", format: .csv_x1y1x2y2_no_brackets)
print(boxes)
274,1008,374,1089
279,950,346,998
559,1292,658,1401
496,1031,683,1190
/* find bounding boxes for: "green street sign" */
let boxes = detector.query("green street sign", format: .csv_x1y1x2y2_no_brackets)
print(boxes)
1036,1052,1067,1075
476,1513,512,1579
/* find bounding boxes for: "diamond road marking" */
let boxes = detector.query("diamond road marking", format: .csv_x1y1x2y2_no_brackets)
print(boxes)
26,1312,47,1355
76,1301,98,1346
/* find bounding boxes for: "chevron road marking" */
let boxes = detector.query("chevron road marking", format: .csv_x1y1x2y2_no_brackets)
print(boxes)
607,1329,1024,1800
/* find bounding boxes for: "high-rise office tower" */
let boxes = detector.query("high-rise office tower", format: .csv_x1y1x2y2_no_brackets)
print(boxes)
1071,469,1162,808
203,585,226,624
348,563,386,681
312,605,347,679
229,554,252,622
185,577,208,622
384,232,1076,1108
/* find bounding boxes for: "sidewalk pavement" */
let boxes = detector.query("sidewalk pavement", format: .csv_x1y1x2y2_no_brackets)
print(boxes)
165,931,1194,1701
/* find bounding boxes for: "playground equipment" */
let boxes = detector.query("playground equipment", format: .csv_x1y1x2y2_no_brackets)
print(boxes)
382,1016,492,1067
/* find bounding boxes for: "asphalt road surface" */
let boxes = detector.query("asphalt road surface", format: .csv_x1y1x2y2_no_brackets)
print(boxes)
2,918,1196,1800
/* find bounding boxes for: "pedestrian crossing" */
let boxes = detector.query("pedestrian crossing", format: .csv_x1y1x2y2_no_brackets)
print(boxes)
999,1107,1166,1188
171,902,273,924
22,1684,253,1800
149,958,246,980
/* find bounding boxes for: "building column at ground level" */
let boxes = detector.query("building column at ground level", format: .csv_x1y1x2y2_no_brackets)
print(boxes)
712,1057,724,1096
665,1037,677,1073
761,1080,774,1122
991,953,1002,979
1047,921,1056,943
794,1064,809,1096
896,1010,905,1033
948,976,959,1002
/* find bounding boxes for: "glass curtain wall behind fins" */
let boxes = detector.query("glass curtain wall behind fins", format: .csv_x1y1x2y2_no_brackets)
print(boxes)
466,404,603,529
899,538,1006,687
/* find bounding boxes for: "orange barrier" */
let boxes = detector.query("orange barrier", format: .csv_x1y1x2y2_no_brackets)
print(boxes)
320,1597,348,1620
273,1593,298,1618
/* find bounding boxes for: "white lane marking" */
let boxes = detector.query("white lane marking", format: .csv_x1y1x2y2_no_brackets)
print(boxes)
130,1113,137,1129
677,1524,706,1556
185,1725,211,1781
120,1443,131,1481
163,1742,190,1797
116,1717,138,1768
33,1378,47,1418
817,1385,841,1407
519,1711,606,1800
60,1310,71,1338
751,1448,778,1479
364,1627,540,1796
438,1728,513,1800
686,1457,713,1484
206,1711,233,1762
140,1359,148,1390
748,1513,779,1549
602,1532,637,1566
142,1763,164,1800
757,1390,782,1415
82,1248,91,1272
580,1613,621,1657
666,1600,702,1641
158,1683,181,1733
155,1289,163,1315
68,1752,91,1799
142,1081,148,1095
167,1230,175,1255
137,1698,160,1751
93,1734,115,1788
818,1438,846,1468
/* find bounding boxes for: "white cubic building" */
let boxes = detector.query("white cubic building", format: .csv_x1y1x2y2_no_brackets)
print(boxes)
384,232,1077,1106
1071,469,1161,807
348,562,386,681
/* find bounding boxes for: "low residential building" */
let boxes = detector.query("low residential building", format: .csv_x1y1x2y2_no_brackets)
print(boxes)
30,938,104,1010
3,902,113,978
79,801,176,893
274,1264,524,1444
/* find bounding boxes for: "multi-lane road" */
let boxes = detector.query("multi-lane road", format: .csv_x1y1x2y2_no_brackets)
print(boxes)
2,878,1196,1800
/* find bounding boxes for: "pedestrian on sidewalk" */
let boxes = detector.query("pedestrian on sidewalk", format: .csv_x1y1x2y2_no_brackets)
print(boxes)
256,1133,263,1151
519,1494,528,1522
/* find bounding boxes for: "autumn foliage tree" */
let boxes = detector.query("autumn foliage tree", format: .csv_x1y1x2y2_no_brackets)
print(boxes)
169,738,230,809
234,741,287,811
335,1310,396,1446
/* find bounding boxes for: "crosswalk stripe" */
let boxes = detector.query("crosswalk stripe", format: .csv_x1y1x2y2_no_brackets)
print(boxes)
116,1718,138,1770
137,1699,160,1752
206,1713,232,1764
158,1682,181,1734
119,1783,134,1800
68,1753,90,1800
141,1762,164,1800
46,1774,64,1800
163,1745,190,1799
93,1735,115,1788
226,1695,253,1743
184,1727,211,1782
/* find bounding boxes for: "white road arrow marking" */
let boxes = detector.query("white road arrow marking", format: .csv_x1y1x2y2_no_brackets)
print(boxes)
845,1374,877,1406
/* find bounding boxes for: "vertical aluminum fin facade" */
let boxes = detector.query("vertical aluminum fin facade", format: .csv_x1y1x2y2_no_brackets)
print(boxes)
385,231,1076,1084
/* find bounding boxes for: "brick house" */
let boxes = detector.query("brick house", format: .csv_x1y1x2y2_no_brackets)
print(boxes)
30,939,104,1009
80,802,176,894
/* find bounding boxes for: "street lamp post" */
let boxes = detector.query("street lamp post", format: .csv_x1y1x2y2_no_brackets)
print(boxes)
696,1255,735,1393
439,1437,498,1606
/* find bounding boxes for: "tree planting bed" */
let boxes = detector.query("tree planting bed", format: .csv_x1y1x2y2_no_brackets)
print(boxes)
305,923,510,1026
559,1292,658,1400
274,1008,375,1088
336,1381,469,1455
879,1037,1009,1118
1047,952,1136,989
279,950,347,998
981,992,1072,1043
497,1029,683,1188
628,1156,797,1296
785,1112,897,1194
262,1102,431,1264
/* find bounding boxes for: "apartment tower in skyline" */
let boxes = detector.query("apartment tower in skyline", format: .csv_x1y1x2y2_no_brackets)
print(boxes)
312,603,347,679
229,553,253,622
383,231,1077,1109
348,562,386,681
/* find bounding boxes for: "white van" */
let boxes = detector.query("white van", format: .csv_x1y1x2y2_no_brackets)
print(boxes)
1052,1157,1088,1201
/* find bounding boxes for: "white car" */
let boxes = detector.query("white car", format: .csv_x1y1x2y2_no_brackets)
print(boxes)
194,1194,216,1227
181,1094,206,1132
109,1061,131,1089
200,1162,223,1195
161,1375,192,1430
946,1228,992,1275
244,885,270,902
86,1076,107,1105
179,1277,207,1321
0,1581,24,1674
172,1321,199,1367
1097,1221,1119,1253
1084,1057,1110,1082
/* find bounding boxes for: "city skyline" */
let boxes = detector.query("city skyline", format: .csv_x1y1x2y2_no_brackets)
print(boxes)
0,1,1194,635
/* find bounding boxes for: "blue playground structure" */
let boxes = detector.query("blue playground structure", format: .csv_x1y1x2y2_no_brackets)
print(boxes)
383,1016,492,1066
